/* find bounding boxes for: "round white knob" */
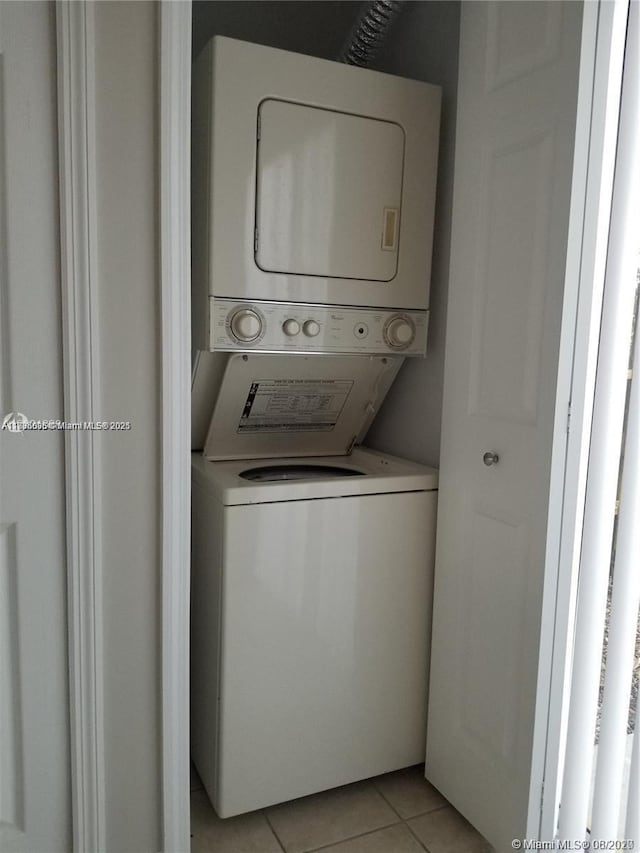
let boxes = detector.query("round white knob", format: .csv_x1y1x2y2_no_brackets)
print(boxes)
303,320,320,338
230,309,262,342
282,318,300,337
385,316,415,349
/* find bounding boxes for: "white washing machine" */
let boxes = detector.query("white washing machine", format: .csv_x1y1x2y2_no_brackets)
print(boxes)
190,446,438,818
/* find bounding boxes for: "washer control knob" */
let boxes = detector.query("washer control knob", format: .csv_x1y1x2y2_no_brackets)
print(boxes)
384,315,415,349
282,318,300,337
230,309,262,342
303,320,320,338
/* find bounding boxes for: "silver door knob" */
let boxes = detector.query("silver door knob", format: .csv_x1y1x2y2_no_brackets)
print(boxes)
483,452,499,466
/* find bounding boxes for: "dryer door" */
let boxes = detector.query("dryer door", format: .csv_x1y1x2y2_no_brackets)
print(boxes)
255,99,404,283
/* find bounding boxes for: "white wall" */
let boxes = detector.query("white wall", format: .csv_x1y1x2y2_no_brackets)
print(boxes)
93,4,161,851
366,2,461,468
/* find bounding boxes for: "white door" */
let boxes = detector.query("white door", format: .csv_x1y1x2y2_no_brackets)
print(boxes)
426,3,583,851
0,3,71,851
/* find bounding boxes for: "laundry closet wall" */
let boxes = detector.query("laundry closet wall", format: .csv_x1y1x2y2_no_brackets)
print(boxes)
366,1,461,469
92,4,162,850
192,2,361,61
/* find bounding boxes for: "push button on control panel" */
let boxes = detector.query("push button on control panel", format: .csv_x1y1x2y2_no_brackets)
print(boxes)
282,319,300,336
303,320,321,337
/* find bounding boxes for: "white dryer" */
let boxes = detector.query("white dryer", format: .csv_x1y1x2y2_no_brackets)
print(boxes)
191,36,441,355
190,447,438,818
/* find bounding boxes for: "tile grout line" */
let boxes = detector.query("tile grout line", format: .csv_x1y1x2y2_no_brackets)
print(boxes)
370,779,405,821
403,817,433,853
260,778,405,853
295,818,406,853
369,777,451,853
262,807,289,853
366,779,432,853
407,802,450,819
371,778,450,822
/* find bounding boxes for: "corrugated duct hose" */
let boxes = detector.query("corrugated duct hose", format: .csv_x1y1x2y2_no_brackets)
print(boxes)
339,0,405,67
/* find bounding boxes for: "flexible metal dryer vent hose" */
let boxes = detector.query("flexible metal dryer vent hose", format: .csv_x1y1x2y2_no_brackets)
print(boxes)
339,0,405,67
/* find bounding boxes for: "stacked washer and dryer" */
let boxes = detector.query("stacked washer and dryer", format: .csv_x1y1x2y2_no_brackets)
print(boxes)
190,36,442,818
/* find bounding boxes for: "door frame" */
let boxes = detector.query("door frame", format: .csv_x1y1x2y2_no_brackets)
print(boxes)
158,2,192,852
535,0,629,838
57,4,106,849
57,1,193,851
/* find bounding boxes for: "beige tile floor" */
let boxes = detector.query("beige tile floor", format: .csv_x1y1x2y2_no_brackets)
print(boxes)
190,763,493,853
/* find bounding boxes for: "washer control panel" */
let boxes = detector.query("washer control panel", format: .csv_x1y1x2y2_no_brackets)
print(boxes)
209,298,428,355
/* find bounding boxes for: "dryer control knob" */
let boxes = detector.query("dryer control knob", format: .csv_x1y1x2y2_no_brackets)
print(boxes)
282,318,300,337
303,320,320,338
230,309,262,342
384,316,415,349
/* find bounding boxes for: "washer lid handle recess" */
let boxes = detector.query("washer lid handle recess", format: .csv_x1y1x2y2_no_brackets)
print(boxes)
239,464,364,482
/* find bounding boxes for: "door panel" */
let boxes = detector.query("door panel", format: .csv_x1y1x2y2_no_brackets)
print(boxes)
485,2,562,89
426,3,583,851
460,502,528,772
469,129,555,423
0,4,70,851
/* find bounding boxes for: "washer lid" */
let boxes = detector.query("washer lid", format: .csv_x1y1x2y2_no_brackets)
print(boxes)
192,446,439,505
202,353,403,461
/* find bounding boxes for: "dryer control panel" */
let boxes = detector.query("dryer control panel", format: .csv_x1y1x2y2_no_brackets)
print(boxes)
209,298,428,356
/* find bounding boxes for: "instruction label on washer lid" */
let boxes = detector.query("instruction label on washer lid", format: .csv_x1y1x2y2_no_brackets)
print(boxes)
237,379,354,433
